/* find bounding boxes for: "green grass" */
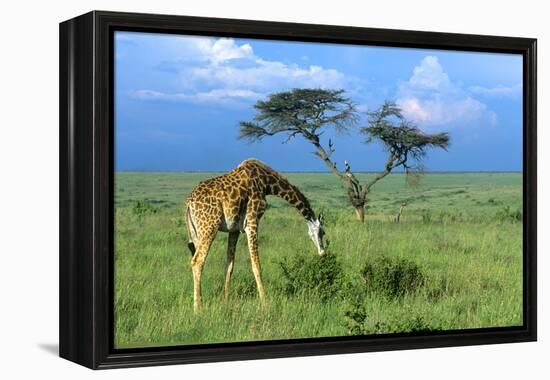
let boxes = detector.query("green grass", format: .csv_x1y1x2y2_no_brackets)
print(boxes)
114,172,523,348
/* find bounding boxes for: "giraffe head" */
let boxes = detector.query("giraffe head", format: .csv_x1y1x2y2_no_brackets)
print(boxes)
307,213,326,257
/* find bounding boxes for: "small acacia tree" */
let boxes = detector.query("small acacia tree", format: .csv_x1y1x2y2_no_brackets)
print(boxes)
350,100,451,221
239,89,450,222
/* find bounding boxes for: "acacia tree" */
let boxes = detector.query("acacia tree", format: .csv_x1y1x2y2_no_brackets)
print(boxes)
238,89,450,222
349,100,451,221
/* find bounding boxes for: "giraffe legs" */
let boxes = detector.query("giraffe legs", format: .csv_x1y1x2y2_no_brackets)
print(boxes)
187,194,268,312
244,196,267,306
245,221,266,305
191,227,217,313
223,231,239,301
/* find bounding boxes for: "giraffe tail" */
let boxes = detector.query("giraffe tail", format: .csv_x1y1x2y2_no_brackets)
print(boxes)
185,203,197,257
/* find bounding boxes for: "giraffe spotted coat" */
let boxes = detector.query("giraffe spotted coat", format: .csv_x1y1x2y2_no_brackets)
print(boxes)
184,158,326,312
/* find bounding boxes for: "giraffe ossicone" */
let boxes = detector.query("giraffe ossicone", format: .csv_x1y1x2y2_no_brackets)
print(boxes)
184,158,326,312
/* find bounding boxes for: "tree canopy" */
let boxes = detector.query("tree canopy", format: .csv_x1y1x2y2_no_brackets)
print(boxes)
362,101,450,167
239,88,358,143
238,89,451,222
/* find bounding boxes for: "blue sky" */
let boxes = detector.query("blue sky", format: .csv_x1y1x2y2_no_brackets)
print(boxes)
115,31,523,172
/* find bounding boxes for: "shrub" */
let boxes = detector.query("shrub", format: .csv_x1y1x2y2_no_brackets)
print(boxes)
336,273,368,304
131,199,159,219
278,253,343,301
360,256,425,299
343,303,438,335
370,315,437,334
495,206,522,223
343,303,368,335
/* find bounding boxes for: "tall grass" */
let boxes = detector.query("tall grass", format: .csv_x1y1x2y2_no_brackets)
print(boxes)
114,172,523,348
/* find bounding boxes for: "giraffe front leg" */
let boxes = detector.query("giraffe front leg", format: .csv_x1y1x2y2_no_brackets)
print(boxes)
223,231,239,302
245,222,266,306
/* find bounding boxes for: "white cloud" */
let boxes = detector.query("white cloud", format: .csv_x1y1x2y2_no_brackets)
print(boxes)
136,37,349,106
132,88,264,105
398,96,487,125
469,83,522,98
187,59,346,91
398,98,430,122
408,56,451,90
397,56,494,129
192,38,254,65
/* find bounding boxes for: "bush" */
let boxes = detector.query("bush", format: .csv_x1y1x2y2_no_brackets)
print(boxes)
336,273,368,304
278,253,343,302
495,206,522,223
131,199,159,219
344,303,438,335
343,303,368,335
360,256,425,299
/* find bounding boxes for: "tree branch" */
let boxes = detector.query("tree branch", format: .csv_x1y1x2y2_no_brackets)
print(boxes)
282,130,301,144
362,154,406,195
311,139,345,180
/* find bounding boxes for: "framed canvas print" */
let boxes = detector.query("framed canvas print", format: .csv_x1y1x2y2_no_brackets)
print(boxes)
59,11,537,369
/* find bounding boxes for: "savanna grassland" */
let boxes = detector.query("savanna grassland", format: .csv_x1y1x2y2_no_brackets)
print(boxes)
114,171,523,348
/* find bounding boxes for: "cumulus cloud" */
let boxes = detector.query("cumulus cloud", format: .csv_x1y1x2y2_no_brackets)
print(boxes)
136,37,349,106
397,56,495,129
408,55,451,90
399,96,488,125
191,38,254,65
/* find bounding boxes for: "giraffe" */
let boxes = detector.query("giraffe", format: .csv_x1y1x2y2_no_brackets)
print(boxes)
184,158,326,312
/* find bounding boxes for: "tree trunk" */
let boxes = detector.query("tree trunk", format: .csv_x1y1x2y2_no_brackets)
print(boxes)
354,206,365,223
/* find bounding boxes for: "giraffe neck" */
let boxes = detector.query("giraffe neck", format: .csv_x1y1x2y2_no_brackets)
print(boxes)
265,173,316,222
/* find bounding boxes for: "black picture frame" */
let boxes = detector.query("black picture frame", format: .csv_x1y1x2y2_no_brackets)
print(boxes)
59,10,537,369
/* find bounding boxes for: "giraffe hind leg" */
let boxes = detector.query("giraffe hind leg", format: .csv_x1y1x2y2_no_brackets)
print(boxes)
188,203,223,313
191,225,218,313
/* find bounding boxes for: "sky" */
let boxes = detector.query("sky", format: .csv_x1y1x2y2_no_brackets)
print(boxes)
114,31,523,172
